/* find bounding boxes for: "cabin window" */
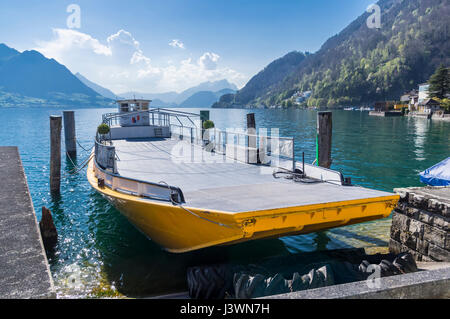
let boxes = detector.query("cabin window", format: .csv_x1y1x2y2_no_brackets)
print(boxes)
121,103,129,112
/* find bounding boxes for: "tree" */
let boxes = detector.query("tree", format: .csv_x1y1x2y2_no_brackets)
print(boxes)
428,64,450,99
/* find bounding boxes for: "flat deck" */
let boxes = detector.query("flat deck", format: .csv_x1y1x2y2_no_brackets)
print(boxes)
0,147,55,298
113,138,394,213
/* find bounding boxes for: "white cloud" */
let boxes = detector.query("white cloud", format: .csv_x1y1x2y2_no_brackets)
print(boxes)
34,29,245,93
36,28,111,61
198,52,220,70
168,39,185,49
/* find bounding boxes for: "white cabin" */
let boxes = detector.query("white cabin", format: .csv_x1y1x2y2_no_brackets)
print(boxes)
116,99,151,127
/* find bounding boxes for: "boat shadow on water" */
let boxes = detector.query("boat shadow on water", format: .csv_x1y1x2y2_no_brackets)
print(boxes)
87,191,292,297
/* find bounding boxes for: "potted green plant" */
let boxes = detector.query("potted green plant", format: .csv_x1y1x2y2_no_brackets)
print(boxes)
97,123,110,141
202,120,215,150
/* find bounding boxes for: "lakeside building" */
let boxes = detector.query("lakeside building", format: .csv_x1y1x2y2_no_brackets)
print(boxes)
418,83,430,104
400,90,418,103
418,98,441,114
399,84,432,112
399,84,445,118
293,90,312,103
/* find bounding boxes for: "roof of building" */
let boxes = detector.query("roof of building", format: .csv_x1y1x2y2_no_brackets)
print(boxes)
420,98,440,106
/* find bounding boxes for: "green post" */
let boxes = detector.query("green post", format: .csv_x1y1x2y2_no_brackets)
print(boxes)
200,110,210,140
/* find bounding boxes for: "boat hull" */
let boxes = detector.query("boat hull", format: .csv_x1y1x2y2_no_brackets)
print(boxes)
87,159,399,253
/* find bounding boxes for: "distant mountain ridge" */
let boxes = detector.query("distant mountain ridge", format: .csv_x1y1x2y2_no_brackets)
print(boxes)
179,88,236,108
213,51,308,108
215,0,450,108
0,42,235,108
0,43,111,107
75,72,119,100
119,79,238,107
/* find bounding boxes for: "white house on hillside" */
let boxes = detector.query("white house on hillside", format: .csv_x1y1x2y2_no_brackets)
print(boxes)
418,84,430,104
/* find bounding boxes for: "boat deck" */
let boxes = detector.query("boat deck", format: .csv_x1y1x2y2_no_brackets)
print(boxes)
113,138,394,213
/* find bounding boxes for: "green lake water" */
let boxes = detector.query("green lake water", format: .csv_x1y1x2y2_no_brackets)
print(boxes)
0,107,449,297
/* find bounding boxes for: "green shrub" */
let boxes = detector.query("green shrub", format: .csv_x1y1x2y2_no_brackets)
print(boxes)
203,120,215,130
97,123,110,135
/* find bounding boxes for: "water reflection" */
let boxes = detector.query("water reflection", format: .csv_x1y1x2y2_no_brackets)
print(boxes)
1,107,449,297
313,232,331,251
411,117,430,161
87,191,290,297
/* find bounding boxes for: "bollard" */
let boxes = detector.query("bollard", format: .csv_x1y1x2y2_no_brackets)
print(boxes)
50,115,62,194
63,111,76,158
316,111,332,168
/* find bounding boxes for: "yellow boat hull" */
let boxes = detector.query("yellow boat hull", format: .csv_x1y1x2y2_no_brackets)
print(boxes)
87,159,399,253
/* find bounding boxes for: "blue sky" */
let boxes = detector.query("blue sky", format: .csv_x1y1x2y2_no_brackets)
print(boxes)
0,0,376,93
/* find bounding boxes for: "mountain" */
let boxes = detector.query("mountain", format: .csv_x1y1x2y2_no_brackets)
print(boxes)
118,91,179,104
179,88,236,108
119,79,238,106
0,44,19,66
174,80,238,105
215,0,450,108
0,44,111,107
213,51,308,108
150,98,178,108
75,73,119,100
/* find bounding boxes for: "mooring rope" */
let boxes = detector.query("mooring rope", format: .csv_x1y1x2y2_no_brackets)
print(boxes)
158,180,233,229
62,152,94,177
76,140,93,152
272,167,323,184
272,167,344,185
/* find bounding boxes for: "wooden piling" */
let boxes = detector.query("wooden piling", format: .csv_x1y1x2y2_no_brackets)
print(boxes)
247,113,257,164
39,206,58,251
316,111,332,168
63,111,76,158
50,115,62,194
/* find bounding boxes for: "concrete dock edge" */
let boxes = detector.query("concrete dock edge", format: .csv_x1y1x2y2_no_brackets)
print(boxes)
261,266,450,299
0,146,55,298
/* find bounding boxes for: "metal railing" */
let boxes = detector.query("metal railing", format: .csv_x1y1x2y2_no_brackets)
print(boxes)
102,108,200,128
94,108,298,203
94,137,116,172
169,124,296,170
93,157,185,203
94,131,185,203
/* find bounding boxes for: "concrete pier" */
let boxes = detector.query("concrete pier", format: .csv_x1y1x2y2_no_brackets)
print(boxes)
0,147,55,298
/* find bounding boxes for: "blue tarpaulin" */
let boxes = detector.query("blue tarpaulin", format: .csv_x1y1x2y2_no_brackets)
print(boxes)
420,157,450,186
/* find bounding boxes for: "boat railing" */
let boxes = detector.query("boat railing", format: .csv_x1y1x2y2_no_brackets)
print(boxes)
170,124,296,170
102,108,199,128
93,134,185,203
94,134,117,172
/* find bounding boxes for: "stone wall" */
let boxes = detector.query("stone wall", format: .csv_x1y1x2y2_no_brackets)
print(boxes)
389,187,450,262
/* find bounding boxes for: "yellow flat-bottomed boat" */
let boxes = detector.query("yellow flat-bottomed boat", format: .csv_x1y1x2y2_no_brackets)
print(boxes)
88,100,399,253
